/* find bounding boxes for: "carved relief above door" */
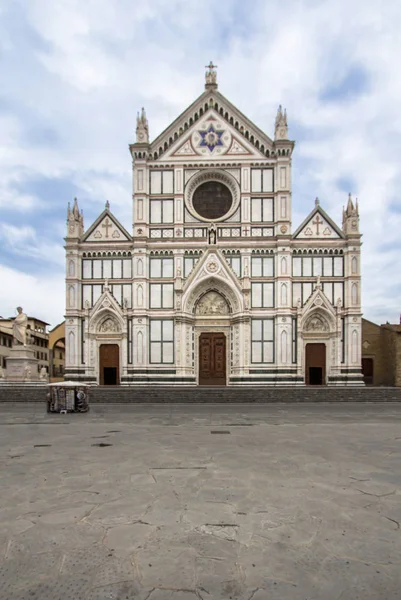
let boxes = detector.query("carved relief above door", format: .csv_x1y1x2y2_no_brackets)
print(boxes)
195,291,229,316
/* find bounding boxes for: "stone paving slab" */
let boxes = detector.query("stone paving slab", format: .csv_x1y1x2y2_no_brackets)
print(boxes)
0,403,401,599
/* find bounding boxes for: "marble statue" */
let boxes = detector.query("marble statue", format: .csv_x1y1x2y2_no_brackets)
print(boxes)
39,367,48,381
13,307,28,345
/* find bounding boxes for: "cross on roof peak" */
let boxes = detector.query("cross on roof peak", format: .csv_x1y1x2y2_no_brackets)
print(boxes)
205,61,218,88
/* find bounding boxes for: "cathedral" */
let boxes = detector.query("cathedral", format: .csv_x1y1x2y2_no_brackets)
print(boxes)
65,64,363,386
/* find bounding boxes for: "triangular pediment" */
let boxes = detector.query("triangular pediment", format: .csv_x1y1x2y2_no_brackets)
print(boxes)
148,89,276,161
82,209,132,243
293,205,344,240
300,285,338,334
89,289,125,328
183,247,243,294
160,109,268,161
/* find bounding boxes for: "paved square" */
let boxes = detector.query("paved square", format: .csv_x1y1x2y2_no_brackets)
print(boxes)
1,402,401,599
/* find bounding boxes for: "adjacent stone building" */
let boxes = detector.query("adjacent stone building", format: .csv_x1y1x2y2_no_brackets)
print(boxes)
362,318,401,386
65,64,363,386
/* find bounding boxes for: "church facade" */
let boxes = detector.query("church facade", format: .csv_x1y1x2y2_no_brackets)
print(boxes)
65,64,363,386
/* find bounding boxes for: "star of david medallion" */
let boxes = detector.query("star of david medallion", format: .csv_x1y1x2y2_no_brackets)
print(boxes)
199,124,224,152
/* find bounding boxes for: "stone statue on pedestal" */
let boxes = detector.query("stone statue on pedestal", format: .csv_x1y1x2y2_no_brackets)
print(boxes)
13,307,28,346
39,367,48,381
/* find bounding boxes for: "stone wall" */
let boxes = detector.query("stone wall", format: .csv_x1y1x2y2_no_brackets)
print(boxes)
362,319,401,386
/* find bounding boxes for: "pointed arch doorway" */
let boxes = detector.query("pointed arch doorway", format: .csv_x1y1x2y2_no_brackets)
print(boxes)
99,344,120,385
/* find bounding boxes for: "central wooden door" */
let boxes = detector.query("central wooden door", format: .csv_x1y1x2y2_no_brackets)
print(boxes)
199,333,226,386
305,343,326,385
99,344,119,386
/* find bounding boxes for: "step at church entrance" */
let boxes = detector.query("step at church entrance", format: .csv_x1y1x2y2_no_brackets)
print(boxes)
305,343,326,385
99,344,120,386
199,332,226,386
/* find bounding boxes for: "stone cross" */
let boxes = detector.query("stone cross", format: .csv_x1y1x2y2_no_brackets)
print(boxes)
312,215,323,235
243,227,250,236
102,218,112,238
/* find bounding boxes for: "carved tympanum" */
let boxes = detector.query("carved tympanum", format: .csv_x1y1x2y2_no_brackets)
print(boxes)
195,291,229,316
304,314,329,333
99,318,119,333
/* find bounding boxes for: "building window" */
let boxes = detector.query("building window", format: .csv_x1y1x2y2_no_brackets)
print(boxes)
225,255,241,277
251,319,274,363
82,259,132,280
251,282,274,308
111,284,132,308
292,282,313,307
251,198,274,222
82,284,102,308
150,319,174,363
149,283,174,308
184,256,199,278
150,170,174,195
150,258,174,278
150,199,174,223
251,168,273,193
322,282,344,306
292,255,343,277
251,256,274,277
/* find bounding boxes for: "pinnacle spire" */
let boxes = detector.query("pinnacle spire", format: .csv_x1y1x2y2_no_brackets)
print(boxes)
72,197,80,219
275,105,289,140
136,106,149,143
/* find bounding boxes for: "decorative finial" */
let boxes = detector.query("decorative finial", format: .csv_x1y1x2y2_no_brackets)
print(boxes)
105,200,110,210
205,61,218,88
72,197,80,218
347,192,354,213
315,197,319,207
274,105,288,140
136,107,149,143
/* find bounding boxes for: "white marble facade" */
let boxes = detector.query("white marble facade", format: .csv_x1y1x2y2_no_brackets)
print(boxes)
65,65,363,386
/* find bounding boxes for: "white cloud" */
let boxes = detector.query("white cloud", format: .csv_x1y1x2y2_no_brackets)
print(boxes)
0,264,65,327
0,0,400,324
0,223,65,266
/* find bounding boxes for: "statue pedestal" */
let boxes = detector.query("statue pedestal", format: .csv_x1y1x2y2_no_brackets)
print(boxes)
4,345,40,383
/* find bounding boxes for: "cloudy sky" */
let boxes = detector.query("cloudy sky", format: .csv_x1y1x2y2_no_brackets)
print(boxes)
0,0,400,328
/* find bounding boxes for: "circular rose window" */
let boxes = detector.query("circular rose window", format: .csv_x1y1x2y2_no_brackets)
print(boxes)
192,181,233,220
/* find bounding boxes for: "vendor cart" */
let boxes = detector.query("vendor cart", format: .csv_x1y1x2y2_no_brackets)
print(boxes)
47,381,90,413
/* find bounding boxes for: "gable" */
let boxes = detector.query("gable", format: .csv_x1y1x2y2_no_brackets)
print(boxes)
149,89,276,162
183,248,242,294
160,109,268,162
293,206,344,240
81,210,132,243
